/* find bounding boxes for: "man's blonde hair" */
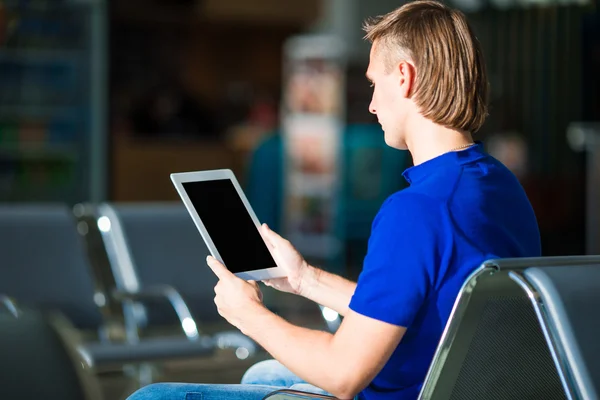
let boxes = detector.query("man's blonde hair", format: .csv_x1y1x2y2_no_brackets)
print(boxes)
364,0,488,133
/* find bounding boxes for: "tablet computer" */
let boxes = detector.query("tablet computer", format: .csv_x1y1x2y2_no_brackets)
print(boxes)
170,169,286,281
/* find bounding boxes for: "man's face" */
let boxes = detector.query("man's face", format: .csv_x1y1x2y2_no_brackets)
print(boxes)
366,43,408,149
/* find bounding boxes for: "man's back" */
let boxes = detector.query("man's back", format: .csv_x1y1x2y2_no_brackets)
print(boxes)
350,143,541,399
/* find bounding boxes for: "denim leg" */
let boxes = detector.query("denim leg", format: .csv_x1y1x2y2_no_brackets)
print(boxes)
242,360,332,396
241,359,306,387
127,383,283,400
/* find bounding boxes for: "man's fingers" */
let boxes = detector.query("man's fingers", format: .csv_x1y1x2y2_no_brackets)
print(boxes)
260,224,275,250
262,224,287,248
206,256,233,280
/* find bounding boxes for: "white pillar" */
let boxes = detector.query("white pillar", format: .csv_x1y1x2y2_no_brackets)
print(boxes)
309,0,361,61
310,0,410,63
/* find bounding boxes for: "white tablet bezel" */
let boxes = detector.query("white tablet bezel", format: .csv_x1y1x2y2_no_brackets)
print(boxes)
170,169,287,281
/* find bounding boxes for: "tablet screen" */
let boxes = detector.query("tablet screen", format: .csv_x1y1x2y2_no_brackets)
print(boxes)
182,179,277,274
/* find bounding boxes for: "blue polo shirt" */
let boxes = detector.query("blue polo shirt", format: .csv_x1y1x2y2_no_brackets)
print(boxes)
350,143,541,400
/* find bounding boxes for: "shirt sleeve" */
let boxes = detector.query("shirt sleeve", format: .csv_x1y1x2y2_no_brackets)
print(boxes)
349,192,443,327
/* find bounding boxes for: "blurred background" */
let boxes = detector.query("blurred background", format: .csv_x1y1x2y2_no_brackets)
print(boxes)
1,0,599,258
0,0,599,398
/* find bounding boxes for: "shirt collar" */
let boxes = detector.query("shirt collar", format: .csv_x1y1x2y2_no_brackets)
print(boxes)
402,142,486,184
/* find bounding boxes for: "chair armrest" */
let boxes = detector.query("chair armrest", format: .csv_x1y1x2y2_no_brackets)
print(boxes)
0,295,20,317
212,330,258,358
112,287,259,359
80,336,215,368
112,285,199,340
262,389,338,400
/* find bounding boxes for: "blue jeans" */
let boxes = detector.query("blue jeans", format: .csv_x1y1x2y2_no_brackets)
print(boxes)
126,360,332,400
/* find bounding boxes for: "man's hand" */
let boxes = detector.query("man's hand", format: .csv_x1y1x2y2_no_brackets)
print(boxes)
260,224,318,297
206,255,265,333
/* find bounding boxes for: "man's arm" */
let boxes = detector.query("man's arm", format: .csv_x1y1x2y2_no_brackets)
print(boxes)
260,224,357,316
242,306,405,399
206,256,405,399
300,266,356,317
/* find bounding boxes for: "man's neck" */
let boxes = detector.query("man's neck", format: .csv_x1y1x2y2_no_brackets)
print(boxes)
405,117,474,166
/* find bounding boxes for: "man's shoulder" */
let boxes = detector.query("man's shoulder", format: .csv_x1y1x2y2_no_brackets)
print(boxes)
374,189,446,230
383,189,445,213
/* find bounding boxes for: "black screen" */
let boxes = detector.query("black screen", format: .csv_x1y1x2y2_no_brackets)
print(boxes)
182,179,276,274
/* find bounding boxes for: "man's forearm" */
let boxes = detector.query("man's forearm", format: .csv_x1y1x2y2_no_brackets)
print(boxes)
243,307,354,398
300,266,357,316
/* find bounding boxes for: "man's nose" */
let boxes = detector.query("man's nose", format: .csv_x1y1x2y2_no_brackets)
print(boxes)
369,99,376,115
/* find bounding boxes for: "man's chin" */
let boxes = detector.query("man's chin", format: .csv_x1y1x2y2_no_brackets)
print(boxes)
383,135,408,151
382,133,395,146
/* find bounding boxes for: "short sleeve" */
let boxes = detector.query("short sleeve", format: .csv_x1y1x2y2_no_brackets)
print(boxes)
349,192,444,327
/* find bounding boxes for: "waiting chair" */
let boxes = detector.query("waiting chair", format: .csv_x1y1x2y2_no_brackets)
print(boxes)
0,204,105,332
89,202,258,356
262,256,600,400
0,310,103,400
0,204,214,373
91,202,340,335
420,256,600,400
521,265,600,400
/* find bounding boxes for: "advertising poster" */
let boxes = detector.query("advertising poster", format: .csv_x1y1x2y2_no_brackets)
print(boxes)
281,35,346,269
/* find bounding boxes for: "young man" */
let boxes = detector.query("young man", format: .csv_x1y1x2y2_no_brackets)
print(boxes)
128,1,540,399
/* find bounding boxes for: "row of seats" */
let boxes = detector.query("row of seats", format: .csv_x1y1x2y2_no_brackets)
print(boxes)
0,203,331,390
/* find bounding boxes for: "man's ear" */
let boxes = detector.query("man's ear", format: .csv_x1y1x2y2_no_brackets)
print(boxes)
397,60,416,98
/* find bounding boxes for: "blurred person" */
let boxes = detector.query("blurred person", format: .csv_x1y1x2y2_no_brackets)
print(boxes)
128,1,540,399
486,132,529,180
